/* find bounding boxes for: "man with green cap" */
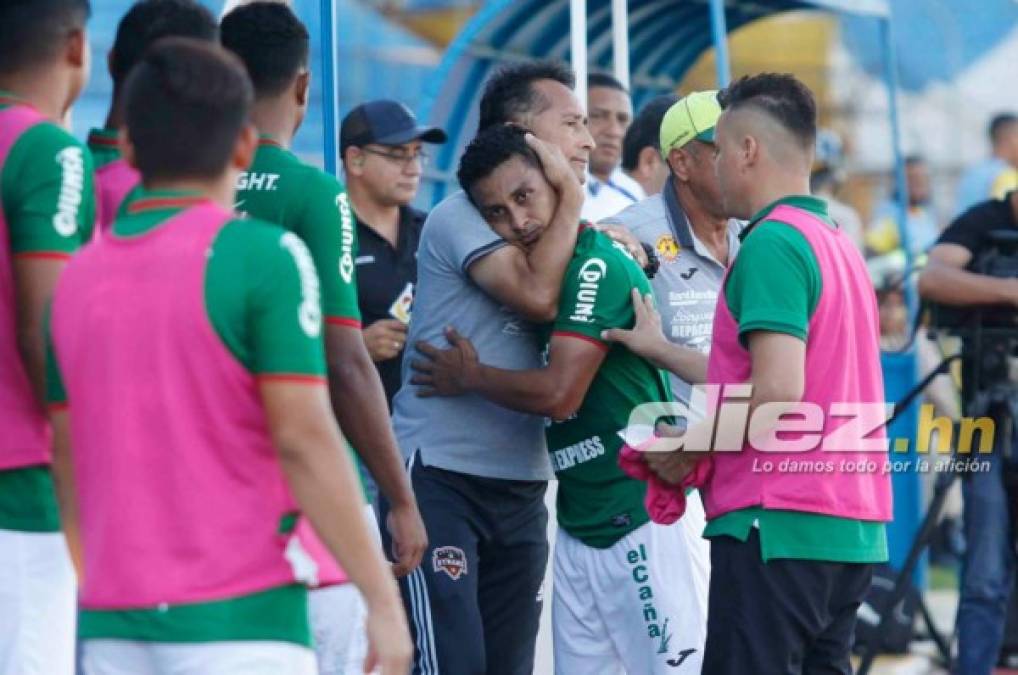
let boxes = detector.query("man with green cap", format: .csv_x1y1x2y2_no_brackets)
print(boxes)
601,91,743,419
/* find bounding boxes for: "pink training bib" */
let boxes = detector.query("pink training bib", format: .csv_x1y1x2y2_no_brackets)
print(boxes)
704,204,893,523
0,102,52,471
95,158,140,233
51,201,304,609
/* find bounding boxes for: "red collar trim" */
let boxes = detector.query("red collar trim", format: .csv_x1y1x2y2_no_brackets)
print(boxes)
127,196,208,215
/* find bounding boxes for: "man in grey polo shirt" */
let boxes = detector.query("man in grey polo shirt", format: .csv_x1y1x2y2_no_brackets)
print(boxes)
384,60,592,675
602,90,742,414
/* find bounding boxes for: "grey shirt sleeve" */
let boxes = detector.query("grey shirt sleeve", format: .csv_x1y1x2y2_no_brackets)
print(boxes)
428,192,507,274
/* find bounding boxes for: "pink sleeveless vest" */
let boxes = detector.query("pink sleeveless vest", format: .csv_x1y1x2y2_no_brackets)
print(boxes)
704,204,893,522
51,202,304,609
295,516,348,586
96,158,140,232
0,103,52,471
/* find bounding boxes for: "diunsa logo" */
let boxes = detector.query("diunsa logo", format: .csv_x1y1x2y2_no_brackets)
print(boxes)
569,258,607,323
336,192,355,284
53,147,84,237
279,232,322,337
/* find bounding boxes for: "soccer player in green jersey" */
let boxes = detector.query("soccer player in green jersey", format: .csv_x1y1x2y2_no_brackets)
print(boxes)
220,5,426,671
46,38,411,675
87,0,217,232
0,1,94,672
87,0,217,171
412,124,710,674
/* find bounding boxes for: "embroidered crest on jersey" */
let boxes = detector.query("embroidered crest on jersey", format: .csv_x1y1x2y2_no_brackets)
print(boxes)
655,234,680,263
432,546,467,580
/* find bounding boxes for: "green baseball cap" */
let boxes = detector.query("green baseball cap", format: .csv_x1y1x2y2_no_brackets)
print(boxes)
659,90,722,156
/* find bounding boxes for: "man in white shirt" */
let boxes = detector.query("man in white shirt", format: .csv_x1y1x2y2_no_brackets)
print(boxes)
582,73,640,222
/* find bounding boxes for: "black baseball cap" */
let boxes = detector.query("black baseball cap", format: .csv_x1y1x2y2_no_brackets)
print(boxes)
340,99,447,155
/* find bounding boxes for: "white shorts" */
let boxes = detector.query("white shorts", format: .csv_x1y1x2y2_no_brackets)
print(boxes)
81,640,317,675
308,503,378,674
552,491,710,675
0,528,76,675
309,583,368,674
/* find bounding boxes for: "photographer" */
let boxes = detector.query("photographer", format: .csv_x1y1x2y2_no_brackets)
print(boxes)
918,191,1018,675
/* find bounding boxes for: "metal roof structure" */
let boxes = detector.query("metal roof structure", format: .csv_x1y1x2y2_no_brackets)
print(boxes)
397,0,894,207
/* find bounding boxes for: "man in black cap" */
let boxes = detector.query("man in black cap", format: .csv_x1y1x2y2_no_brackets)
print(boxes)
340,100,446,412
222,7,427,674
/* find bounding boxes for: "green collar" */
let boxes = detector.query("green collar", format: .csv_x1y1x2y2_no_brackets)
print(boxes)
741,195,831,241
114,188,210,238
257,134,296,155
87,127,119,148
0,90,27,108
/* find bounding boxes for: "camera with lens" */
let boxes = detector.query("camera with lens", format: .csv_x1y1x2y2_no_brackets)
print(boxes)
928,230,1018,397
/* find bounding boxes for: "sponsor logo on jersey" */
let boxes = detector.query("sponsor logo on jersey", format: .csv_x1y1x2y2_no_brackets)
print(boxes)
336,192,355,284
236,172,279,191
568,257,607,323
432,546,467,580
54,146,84,237
679,267,699,280
550,435,606,471
655,234,680,263
279,232,322,338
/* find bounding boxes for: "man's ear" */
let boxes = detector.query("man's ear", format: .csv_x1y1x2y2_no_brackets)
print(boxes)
119,128,138,170
668,147,692,182
742,134,759,169
638,146,660,175
294,71,310,107
66,28,86,68
232,123,258,171
343,148,365,177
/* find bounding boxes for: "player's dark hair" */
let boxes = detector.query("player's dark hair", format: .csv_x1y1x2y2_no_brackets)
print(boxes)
478,60,575,131
718,73,817,150
989,113,1018,145
622,94,678,170
0,0,91,74
458,125,540,203
588,72,627,93
124,38,252,182
110,0,217,89
220,1,309,98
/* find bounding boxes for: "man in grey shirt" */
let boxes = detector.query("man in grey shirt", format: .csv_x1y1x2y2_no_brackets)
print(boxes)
602,91,742,417
384,60,593,675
